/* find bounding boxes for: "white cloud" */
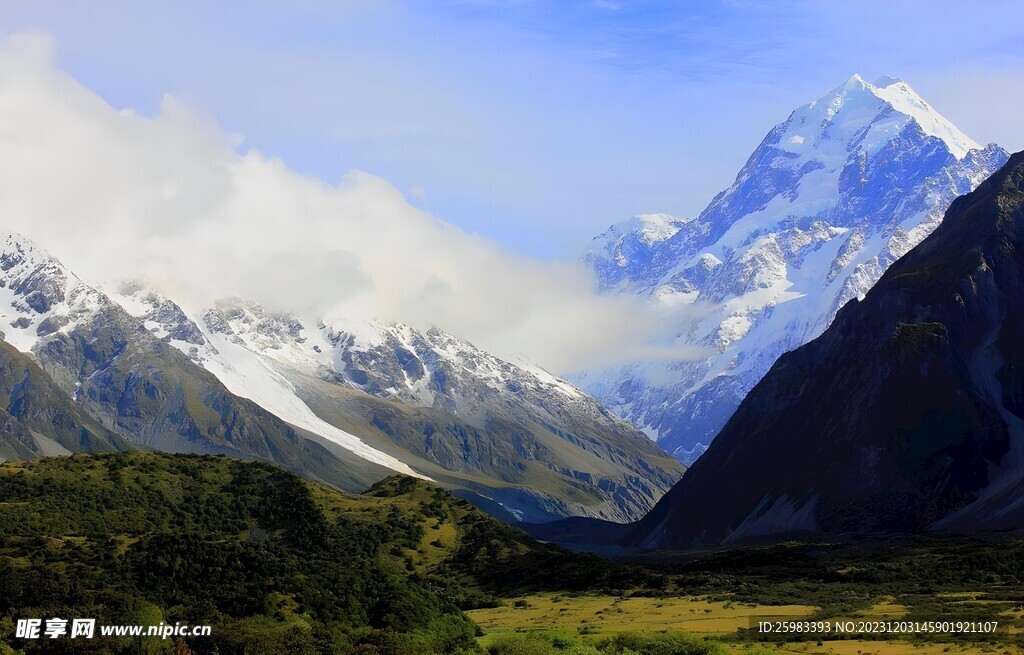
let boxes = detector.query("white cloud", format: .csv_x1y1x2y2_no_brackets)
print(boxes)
0,32,700,374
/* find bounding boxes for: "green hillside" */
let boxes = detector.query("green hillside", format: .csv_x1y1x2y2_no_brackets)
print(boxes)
2,452,1022,655
0,452,558,654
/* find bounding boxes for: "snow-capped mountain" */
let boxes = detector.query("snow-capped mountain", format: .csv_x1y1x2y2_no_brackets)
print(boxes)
577,75,1009,463
628,150,1024,546
0,235,414,475
0,231,684,522
0,232,398,489
0,232,110,353
110,288,422,477
106,287,685,522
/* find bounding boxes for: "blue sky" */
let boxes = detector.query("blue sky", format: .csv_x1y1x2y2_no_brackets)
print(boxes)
2,0,1023,258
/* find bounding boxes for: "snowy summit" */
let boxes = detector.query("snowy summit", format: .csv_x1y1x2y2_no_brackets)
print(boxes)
576,75,1008,464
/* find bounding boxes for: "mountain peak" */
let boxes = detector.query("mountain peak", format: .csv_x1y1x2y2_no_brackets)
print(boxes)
816,74,871,103
804,74,981,159
618,213,686,244
581,213,690,290
627,151,1024,545
873,74,902,88
578,76,1007,466
840,72,867,89
591,213,685,247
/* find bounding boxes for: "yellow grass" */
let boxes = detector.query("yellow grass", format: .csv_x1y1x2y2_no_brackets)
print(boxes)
824,597,909,626
724,642,1012,654
470,593,1021,654
467,592,816,638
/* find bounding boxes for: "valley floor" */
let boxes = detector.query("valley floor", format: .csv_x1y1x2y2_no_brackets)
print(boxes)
4,453,1024,655
470,591,1024,654
469,535,1024,654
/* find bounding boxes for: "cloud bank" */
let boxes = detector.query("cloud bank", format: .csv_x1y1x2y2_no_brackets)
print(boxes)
0,33,697,374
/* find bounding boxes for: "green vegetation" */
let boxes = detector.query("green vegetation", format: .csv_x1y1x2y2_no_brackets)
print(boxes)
2,452,1024,655
664,537,1024,641
0,453,488,654
0,452,705,654
467,592,813,638
470,537,1024,654
484,631,725,655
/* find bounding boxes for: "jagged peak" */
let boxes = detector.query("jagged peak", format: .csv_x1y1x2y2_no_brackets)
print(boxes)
839,73,867,90
873,74,902,88
589,213,687,252
0,231,104,308
0,230,88,298
0,231,64,268
798,74,982,160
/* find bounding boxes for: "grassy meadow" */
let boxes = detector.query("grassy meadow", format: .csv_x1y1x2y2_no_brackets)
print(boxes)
465,536,1024,654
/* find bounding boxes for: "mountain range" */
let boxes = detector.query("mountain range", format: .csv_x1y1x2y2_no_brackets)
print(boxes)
0,73,1017,540
575,75,1008,464
0,232,683,523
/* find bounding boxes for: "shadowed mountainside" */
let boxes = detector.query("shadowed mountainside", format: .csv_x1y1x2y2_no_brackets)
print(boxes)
628,150,1024,547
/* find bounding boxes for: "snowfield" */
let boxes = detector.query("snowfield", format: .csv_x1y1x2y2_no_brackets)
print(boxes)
577,75,1008,463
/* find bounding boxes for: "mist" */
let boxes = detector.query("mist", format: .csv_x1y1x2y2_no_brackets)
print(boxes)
0,33,700,375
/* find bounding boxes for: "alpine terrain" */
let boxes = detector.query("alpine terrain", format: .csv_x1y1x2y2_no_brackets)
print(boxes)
576,75,1009,463
0,233,684,523
0,233,395,491
628,150,1024,547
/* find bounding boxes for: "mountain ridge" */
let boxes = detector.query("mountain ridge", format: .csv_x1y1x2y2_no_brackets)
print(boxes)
576,75,1008,463
117,288,685,523
626,149,1024,547
0,230,684,523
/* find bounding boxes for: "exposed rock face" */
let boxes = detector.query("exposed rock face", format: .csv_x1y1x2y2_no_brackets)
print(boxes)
0,234,390,491
0,232,684,523
131,296,686,523
577,76,1008,464
628,151,1024,547
0,340,132,460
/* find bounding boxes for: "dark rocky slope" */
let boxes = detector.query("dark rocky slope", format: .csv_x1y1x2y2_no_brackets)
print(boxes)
31,304,391,491
629,150,1024,547
0,340,133,459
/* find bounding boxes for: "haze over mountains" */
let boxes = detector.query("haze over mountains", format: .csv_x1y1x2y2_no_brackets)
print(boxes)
0,51,1020,544
0,37,695,525
576,75,1008,464
0,232,683,523
0,33,683,377
629,149,1024,547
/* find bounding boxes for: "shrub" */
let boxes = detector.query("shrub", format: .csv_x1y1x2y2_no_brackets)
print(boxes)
487,633,559,655
598,632,727,655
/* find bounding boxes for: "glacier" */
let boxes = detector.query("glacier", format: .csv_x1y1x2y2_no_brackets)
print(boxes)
575,74,1009,464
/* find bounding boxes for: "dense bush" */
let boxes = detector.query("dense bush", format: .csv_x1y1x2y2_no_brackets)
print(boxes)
484,632,725,655
0,453,479,654
597,633,726,655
